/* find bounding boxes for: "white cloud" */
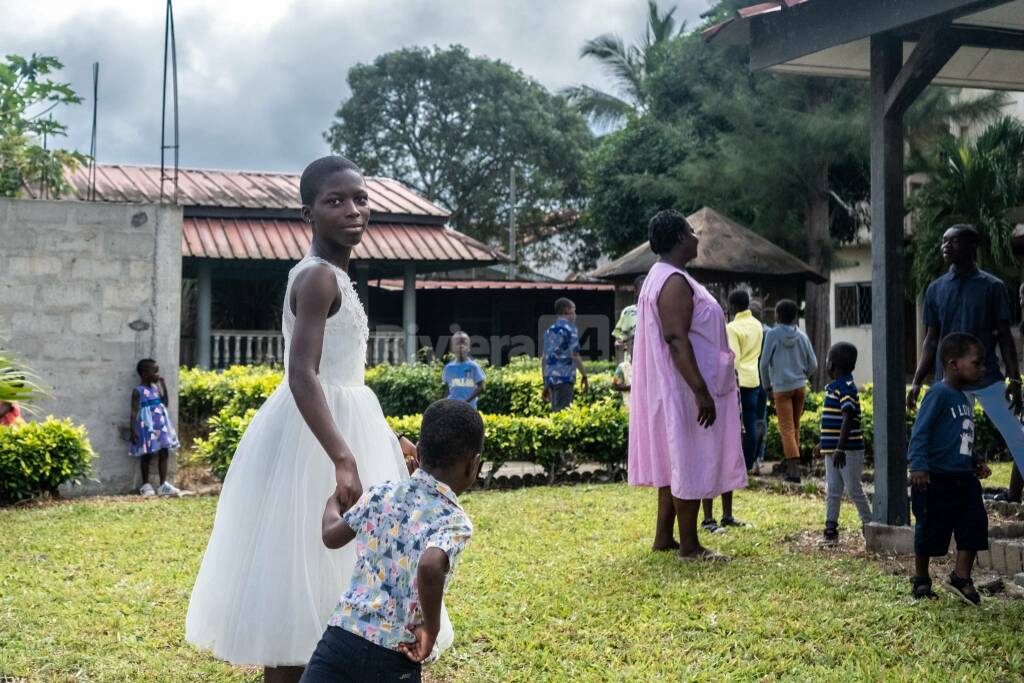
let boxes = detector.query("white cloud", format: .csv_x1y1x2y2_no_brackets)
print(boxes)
0,0,712,171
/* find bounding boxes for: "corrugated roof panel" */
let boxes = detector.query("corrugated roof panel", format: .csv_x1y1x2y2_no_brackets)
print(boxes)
52,163,450,218
373,279,615,292
180,218,501,264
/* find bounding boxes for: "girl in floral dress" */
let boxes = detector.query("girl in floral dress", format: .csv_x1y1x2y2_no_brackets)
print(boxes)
130,358,180,496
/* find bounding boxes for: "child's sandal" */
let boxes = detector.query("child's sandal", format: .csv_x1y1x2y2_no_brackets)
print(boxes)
942,572,981,606
911,576,938,600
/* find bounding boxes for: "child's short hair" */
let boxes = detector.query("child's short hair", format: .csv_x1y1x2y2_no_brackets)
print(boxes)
136,358,157,377
939,333,984,366
775,299,798,325
828,342,858,373
554,298,575,315
419,399,484,469
299,156,362,206
728,289,750,311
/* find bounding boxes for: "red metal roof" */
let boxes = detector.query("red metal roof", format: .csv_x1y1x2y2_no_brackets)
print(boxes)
29,163,448,218
702,0,810,41
372,279,614,292
182,217,502,264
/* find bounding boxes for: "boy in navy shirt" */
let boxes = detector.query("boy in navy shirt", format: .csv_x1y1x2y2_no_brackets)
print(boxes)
908,333,992,604
820,342,871,545
442,331,485,409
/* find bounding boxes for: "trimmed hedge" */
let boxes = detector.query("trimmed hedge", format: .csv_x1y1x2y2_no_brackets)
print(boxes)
186,365,1016,480
180,360,618,425
0,418,96,504
196,399,628,482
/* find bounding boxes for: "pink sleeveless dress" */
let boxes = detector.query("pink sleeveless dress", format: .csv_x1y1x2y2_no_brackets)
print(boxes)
628,261,747,500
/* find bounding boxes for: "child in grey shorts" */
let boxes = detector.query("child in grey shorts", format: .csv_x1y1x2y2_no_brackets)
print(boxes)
820,342,872,544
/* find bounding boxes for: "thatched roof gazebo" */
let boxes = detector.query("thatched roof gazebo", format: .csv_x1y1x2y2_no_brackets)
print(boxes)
590,207,825,316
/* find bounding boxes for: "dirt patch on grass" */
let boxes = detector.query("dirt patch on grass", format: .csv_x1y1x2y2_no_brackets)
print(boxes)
785,529,1021,601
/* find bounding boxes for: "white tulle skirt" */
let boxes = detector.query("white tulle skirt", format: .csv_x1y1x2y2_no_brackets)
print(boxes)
185,380,453,666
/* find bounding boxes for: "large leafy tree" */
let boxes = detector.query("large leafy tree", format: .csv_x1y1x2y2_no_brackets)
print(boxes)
0,54,85,198
583,4,1008,387
910,117,1024,292
562,0,686,128
325,46,592,245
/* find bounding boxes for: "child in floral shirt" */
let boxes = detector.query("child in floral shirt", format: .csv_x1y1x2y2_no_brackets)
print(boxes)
301,399,484,683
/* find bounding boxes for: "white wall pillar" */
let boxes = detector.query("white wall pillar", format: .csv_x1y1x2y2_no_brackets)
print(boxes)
403,263,416,364
196,260,212,369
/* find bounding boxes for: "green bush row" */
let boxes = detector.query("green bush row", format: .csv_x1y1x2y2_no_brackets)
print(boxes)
196,398,628,482
0,418,96,504
764,384,1004,461
180,359,619,427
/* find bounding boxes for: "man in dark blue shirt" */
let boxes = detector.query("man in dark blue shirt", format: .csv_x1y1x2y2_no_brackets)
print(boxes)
907,224,1024,497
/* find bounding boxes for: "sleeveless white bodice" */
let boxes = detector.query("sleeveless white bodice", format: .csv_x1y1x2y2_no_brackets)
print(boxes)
282,256,369,386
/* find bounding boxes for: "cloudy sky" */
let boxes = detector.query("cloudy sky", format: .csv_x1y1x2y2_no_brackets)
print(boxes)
1,0,714,173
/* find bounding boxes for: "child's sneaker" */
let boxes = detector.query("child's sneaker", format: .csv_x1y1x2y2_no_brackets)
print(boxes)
823,522,839,546
942,572,981,606
157,482,181,497
140,483,156,497
911,576,938,600
720,517,750,528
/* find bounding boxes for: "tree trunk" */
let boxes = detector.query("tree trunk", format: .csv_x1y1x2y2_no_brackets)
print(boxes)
805,165,832,391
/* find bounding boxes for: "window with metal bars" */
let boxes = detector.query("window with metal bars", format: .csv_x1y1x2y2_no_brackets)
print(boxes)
835,283,872,327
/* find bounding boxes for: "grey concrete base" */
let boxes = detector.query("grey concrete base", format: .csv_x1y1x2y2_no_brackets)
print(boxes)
977,539,1024,577
864,522,915,555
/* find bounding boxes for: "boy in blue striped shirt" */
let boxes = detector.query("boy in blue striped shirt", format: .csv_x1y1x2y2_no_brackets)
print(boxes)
820,342,872,545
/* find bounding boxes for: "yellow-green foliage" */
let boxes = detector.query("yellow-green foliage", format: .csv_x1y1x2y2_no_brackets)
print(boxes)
193,407,258,480
0,418,95,504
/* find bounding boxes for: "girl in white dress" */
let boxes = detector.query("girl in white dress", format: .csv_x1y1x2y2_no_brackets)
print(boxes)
185,157,452,683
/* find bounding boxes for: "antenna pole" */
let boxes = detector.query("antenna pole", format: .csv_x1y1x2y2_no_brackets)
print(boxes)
88,62,99,201
507,166,516,279
160,0,179,203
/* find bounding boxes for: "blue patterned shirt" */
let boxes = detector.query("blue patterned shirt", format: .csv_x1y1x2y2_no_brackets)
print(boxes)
327,469,473,651
543,318,580,386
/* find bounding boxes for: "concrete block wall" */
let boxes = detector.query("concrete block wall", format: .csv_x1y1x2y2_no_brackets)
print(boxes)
0,198,182,494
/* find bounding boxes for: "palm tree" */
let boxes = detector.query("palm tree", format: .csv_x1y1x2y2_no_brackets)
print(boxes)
0,354,46,408
909,116,1024,291
563,1,685,128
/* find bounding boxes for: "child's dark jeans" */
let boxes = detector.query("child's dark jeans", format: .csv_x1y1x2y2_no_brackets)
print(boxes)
299,626,421,683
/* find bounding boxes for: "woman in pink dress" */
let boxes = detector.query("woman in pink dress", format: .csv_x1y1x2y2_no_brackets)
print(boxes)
628,210,748,561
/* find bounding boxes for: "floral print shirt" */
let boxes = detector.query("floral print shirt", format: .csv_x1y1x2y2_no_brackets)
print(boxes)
327,469,473,651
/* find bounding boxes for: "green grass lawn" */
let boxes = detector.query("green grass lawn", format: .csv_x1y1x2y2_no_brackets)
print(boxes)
2,483,1023,682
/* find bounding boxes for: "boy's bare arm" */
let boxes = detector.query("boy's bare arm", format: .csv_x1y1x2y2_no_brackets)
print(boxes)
467,380,484,403
130,390,140,444
321,494,356,549
398,547,449,663
833,410,854,468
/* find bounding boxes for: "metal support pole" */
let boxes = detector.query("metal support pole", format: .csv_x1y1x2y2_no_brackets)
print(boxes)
870,34,908,526
403,264,416,365
196,260,213,370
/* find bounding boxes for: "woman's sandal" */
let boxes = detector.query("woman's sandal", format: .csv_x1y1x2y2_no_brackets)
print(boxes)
942,572,981,606
911,576,938,600
677,549,732,563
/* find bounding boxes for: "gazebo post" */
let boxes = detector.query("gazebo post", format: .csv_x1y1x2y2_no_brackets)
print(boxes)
196,260,212,370
869,33,909,525
403,264,417,364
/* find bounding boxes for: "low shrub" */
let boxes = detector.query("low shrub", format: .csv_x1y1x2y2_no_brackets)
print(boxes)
199,398,629,483
0,418,96,504
194,407,258,480
181,363,617,423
